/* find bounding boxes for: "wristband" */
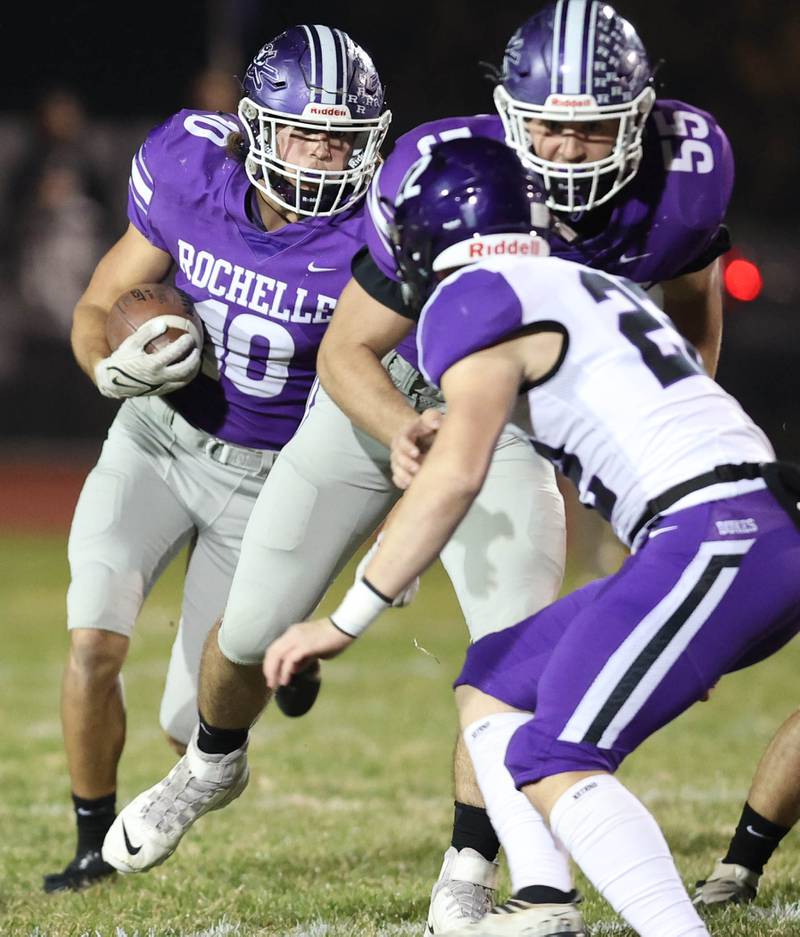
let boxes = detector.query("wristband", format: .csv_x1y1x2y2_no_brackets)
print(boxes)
330,578,392,638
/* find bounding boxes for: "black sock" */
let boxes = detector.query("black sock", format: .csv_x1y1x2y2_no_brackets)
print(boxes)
724,802,790,874
73,792,116,855
451,801,500,863
197,713,248,755
514,885,578,905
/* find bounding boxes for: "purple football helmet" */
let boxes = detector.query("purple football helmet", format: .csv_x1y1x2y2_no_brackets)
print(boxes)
239,25,391,217
495,1,655,213
390,138,551,312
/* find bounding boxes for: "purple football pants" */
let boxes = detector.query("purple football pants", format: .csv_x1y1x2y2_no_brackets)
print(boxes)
455,487,800,786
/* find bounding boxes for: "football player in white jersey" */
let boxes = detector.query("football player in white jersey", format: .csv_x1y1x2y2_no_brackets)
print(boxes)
319,3,733,927
44,26,390,892
264,139,800,937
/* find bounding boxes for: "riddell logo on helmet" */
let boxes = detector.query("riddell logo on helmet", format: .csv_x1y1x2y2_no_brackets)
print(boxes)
433,234,550,271
303,104,350,118
545,94,597,109
468,238,545,258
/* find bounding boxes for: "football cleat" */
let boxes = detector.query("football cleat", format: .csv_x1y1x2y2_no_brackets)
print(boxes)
438,898,587,936
42,848,116,892
424,846,499,935
692,859,759,908
275,659,322,717
102,731,248,873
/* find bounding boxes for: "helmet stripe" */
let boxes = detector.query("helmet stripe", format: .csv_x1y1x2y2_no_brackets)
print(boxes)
551,0,567,94
562,0,590,95
301,25,320,102
333,28,348,99
311,25,339,104
584,1,599,94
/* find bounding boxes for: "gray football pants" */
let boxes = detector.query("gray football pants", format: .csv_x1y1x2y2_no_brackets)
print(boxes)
66,395,277,744
219,354,567,664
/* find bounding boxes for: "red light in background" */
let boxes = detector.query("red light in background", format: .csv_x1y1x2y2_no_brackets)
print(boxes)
724,258,763,302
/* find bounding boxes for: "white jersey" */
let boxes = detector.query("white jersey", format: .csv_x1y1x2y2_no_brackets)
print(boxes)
418,255,774,545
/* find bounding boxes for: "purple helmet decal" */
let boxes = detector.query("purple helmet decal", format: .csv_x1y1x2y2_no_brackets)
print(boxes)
495,1,655,213
390,138,551,312
239,25,391,217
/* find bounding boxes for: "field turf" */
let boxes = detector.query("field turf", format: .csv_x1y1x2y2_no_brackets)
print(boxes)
2,532,800,936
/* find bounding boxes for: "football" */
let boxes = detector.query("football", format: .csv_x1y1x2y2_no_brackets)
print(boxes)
106,283,203,354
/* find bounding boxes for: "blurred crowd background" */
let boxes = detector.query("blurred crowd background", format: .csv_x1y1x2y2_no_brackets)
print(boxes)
0,0,796,470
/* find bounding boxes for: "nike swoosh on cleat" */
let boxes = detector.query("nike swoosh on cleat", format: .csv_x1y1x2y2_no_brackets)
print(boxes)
121,821,143,855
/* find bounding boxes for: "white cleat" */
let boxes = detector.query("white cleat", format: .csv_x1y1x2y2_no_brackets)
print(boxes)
424,846,499,935
438,898,587,936
102,731,249,873
692,858,759,908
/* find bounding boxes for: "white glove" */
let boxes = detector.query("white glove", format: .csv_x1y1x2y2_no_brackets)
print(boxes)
355,534,420,608
94,317,201,399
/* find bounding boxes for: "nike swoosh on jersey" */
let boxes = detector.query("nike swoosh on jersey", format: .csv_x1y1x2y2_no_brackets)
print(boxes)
307,261,337,272
122,821,143,855
619,252,653,264
648,525,679,539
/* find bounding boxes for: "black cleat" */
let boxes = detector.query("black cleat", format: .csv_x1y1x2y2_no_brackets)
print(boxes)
275,660,322,717
43,849,116,893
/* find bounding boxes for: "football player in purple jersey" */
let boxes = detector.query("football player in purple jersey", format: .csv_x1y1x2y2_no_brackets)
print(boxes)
43,25,390,892
314,1,733,930
99,2,735,931
264,138,800,937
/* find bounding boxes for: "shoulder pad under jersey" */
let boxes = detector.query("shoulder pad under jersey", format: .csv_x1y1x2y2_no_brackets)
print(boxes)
128,110,241,251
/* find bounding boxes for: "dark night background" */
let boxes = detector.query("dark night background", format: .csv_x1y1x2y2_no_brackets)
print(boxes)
0,0,797,459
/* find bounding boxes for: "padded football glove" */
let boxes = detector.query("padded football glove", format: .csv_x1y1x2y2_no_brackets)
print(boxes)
95,318,201,399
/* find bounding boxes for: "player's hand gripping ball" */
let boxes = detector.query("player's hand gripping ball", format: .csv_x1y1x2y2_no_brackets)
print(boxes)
96,284,204,398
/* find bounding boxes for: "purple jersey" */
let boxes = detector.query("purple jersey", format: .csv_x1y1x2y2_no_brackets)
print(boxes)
365,102,733,367
128,109,366,449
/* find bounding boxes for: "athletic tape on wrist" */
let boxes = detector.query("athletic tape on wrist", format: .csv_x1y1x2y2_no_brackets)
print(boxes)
330,578,391,638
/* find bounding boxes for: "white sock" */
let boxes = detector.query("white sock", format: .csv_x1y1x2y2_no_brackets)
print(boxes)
549,774,708,937
463,714,573,894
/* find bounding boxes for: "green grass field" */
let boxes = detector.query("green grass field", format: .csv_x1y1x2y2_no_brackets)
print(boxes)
2,532,800,936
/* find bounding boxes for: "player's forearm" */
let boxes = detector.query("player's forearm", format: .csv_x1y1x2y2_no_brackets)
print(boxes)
71,303,111,383
364,457,481,599
662,261,723,376
664,295,722,376
318,341,418,447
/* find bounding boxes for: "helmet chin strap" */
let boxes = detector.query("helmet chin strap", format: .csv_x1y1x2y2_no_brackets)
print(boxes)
251,185,298,230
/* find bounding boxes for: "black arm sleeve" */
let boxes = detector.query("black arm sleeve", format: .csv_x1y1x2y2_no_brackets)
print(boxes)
673,225,732,278
350,246,418,320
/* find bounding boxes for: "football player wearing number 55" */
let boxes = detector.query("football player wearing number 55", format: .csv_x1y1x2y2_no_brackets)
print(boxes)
43,25,390,893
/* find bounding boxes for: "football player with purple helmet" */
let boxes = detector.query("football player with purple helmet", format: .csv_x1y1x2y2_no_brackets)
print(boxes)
315,2,732,930
45,25,389,893
101,5,731,932
494,0,655,214
265,138,800,937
